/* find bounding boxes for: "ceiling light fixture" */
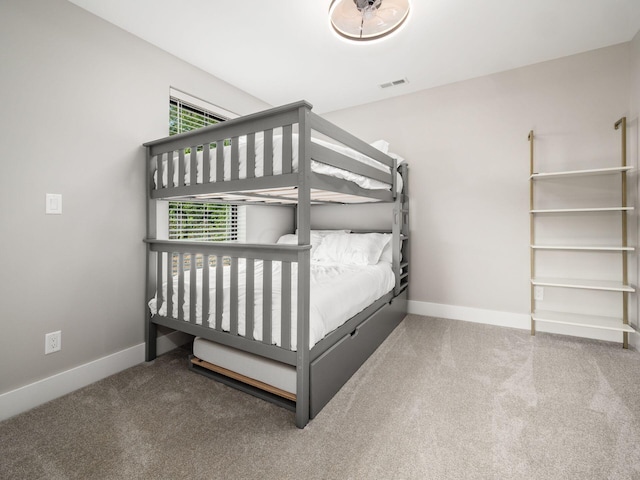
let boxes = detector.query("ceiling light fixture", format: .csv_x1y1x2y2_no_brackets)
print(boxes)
329,0,410,42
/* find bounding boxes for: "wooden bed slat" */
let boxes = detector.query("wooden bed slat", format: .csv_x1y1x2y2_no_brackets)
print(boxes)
283,125,293,174
167,253,173,321
155,154,163,192
281,261,292,350
203,146,211,185
216,141,224,182
246,259,255,339
264,129,273,177
191,357,296,402
167,150,174,188
177,253,184,321
263,260,272,345
189,253,197,324
215,255,223,330
230,257,239,336
156,251,164,310
231,136,239,180
190,147,197,186
178,150,186,187
246,133,256,179
202,254,209,327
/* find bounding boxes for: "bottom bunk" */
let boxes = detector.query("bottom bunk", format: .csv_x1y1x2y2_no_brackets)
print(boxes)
145,230,408,427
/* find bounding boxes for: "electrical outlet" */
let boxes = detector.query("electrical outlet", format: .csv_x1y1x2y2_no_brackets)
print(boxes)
45,331,61,354
533,286,544,301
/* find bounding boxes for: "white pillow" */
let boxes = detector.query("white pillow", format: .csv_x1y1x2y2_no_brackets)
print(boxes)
370,139,390,154
312,233,391,266
379,235,393,264
276,232,325,256
276,234,298,245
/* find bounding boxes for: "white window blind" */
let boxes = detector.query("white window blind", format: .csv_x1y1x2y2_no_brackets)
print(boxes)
169,202,238,241
168,92,240,242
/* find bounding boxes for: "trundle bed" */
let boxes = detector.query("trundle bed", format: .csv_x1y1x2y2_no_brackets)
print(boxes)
144,100,409,428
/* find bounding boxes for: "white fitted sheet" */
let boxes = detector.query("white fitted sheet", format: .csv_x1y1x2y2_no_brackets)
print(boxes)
148,261,395,350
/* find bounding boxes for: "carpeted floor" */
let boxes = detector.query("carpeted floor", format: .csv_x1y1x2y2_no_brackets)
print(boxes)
1,315,640,479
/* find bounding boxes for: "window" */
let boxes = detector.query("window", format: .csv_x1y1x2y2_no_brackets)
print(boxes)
168,90,240,242
169,202,237,241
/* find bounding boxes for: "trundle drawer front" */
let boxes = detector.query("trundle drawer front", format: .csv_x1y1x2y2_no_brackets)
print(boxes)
310,291,407,417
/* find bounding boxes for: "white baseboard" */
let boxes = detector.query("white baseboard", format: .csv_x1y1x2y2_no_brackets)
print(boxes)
408,300,634,345
0,330,192,422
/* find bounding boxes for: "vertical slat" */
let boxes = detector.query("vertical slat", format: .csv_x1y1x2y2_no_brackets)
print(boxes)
282,125,293,174
247,133,256,178
177,253,185,321
246,259,255,339
216,140,224,182
167,253,174,320
156,154,163,192
203,145,211,184
189,253,197,324
156,251,164,312
231,136,239,180
262,260,272,345
202,254,210,328
264,128,273,177
167,150,174,188
281,261,291,350
215,255,224,330
190,146,197,185
178,150,185,187
230,257,239,335
247,133,256,179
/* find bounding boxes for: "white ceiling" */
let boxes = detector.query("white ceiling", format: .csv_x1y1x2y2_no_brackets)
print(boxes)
68,0,640,114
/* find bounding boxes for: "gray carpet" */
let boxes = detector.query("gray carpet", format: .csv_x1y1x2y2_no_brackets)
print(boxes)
1,315,640,479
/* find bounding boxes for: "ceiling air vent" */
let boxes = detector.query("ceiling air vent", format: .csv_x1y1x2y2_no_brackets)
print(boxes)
379,78,409,89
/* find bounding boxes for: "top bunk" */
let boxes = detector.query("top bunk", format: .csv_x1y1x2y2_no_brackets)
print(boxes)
143,101,403,205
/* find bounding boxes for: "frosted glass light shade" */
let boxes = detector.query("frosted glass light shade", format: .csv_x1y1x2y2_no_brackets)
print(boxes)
329,0,410,41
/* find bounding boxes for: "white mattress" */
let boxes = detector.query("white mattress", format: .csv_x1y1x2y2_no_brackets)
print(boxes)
148,260,395,350
154,134,403,192
192,339,296,394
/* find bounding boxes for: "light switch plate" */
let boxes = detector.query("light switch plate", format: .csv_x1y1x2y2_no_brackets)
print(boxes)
46,193,62,214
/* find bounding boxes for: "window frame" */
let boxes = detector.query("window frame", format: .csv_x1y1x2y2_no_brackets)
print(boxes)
167,89,242,242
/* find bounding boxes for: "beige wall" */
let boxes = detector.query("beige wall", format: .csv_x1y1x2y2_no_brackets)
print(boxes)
323,43,635,341
0,0,270,395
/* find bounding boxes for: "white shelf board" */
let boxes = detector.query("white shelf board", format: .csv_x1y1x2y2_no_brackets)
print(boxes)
531,277,635,292
532,310,636,333
530,166,633,179
531,245,635,251
530,207,634,213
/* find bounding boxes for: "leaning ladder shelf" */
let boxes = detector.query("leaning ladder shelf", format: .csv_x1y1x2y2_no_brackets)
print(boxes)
528,118,636,348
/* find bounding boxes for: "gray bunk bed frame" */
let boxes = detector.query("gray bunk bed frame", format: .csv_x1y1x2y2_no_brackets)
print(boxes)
144,100,409,428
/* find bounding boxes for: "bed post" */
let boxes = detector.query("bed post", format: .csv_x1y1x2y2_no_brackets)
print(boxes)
145,147,157,361
295,104,312,428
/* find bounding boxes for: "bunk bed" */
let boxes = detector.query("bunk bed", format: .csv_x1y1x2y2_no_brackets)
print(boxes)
144,100,409,428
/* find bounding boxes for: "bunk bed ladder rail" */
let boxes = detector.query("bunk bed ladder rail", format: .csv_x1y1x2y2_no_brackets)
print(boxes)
393,164,409,295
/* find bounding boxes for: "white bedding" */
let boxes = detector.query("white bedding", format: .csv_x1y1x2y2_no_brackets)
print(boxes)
154,134,404,192
148,257,395,350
